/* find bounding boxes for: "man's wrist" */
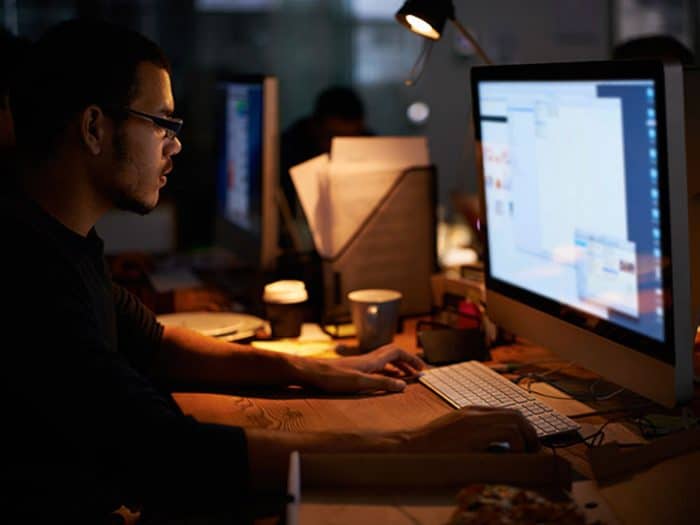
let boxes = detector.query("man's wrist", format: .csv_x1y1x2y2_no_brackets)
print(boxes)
282,354,310,386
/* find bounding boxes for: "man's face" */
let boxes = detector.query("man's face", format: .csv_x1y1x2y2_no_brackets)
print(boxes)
106,62,182,215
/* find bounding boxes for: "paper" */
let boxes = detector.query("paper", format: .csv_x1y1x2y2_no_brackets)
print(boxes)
290,154,332,257
290,136,429,259
251,324,336,358
330,136,429,168
326,167,403,257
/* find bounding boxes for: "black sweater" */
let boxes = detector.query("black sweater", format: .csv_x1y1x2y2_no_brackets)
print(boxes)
0,193,249,522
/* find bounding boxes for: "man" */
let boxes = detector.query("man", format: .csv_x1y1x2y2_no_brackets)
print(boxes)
0,27,29,174
3,19,537,523
279,85,373,248
280,85,372,180
613,34,695,65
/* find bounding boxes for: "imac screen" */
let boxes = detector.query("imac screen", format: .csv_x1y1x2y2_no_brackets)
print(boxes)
477,79,666,343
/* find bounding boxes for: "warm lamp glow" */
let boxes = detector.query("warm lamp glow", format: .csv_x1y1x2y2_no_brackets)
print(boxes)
405,14,440,40
395,0,492,66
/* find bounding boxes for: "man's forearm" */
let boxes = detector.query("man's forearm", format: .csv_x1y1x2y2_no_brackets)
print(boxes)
245,427,404,493
156,325,303,388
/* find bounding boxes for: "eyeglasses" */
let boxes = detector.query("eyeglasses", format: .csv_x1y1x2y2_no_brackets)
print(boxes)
120,107,183,139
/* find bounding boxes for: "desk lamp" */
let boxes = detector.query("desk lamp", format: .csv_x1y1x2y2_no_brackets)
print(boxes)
395,0,489,266
395,0,492,68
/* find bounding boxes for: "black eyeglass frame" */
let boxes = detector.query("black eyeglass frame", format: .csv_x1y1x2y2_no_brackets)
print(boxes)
113,107,183,138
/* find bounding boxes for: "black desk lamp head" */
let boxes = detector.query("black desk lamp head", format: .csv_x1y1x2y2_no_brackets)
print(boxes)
395,0,455,41
395,0,492,82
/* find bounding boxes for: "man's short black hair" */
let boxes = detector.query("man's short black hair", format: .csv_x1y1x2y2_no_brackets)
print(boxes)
11,18,170,158
0,27,30,108
313,85,365,121
613,35,695,66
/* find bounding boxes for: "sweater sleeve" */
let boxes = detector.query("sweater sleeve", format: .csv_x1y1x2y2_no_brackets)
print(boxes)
5,266,250,519
112,282,164,375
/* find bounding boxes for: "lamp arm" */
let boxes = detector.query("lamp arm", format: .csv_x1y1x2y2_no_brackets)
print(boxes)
450,18,493,65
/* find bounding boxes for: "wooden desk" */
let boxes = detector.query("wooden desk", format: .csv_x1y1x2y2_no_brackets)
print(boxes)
174,319,453,433
174,318,700,483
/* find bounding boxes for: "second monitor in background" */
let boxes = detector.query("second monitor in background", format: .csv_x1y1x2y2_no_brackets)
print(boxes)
214,75,279,271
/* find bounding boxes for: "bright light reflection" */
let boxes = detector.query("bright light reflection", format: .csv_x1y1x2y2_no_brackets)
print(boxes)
405,14,440,39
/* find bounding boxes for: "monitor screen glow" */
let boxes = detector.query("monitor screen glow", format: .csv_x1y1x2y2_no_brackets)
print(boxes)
214,75,279,271
478,79,665,343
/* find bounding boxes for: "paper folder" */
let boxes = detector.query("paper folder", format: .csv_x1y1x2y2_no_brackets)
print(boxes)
320,165,437,324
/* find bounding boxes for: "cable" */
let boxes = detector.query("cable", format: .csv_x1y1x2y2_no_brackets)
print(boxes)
588,379,626,402
514,371,627,404
525,382,579,401
511,361,577,385
546,416,628,450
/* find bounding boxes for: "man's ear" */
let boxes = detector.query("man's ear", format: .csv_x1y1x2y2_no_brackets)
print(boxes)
81,105,107,155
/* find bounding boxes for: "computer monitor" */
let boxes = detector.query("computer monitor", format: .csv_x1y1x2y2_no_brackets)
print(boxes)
214,75,279,270
471,60,699,407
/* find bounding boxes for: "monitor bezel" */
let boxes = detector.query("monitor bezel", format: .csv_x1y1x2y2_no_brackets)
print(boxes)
471,60,676,366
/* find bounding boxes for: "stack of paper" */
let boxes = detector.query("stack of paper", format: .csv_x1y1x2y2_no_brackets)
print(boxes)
290,137,429,259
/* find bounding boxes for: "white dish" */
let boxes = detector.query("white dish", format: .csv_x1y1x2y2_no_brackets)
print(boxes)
156,311,264,340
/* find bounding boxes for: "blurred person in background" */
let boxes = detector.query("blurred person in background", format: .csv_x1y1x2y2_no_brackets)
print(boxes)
613,34,695,65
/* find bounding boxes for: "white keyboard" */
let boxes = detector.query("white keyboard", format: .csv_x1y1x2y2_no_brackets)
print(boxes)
419,360,580,439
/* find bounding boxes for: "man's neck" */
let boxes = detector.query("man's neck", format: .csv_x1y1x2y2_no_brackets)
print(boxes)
20,156,110,237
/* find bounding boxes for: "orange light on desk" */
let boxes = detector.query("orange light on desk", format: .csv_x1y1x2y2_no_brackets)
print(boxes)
395,0,493,65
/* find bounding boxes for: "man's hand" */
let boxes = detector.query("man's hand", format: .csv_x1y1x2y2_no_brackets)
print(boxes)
335,344,425,378
293,344,425,394
404,406,541,453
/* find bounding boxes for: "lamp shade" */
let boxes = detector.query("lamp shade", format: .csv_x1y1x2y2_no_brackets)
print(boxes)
395,0,455,40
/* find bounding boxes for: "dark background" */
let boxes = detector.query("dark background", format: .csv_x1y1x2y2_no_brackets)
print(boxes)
3,0,696,251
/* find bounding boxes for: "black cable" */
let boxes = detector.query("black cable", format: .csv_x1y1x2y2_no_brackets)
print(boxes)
514,373,626,403
544,413,646,450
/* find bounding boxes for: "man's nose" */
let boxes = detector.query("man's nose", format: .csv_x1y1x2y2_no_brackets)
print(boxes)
168,136,182,156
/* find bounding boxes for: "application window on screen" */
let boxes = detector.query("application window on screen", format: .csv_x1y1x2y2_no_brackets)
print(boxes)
479,80,664,341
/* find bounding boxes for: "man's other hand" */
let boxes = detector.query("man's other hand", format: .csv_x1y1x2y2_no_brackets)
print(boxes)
404,407,541,453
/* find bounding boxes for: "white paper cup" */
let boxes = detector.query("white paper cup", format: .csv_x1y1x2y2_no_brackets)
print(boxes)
264,280,308,338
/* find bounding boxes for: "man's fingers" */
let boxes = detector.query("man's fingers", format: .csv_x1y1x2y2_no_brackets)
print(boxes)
377,345,426,370
492,409,539,451
355,372,407,392
455,407,541,452
516,415,541,451
392,360,421,378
